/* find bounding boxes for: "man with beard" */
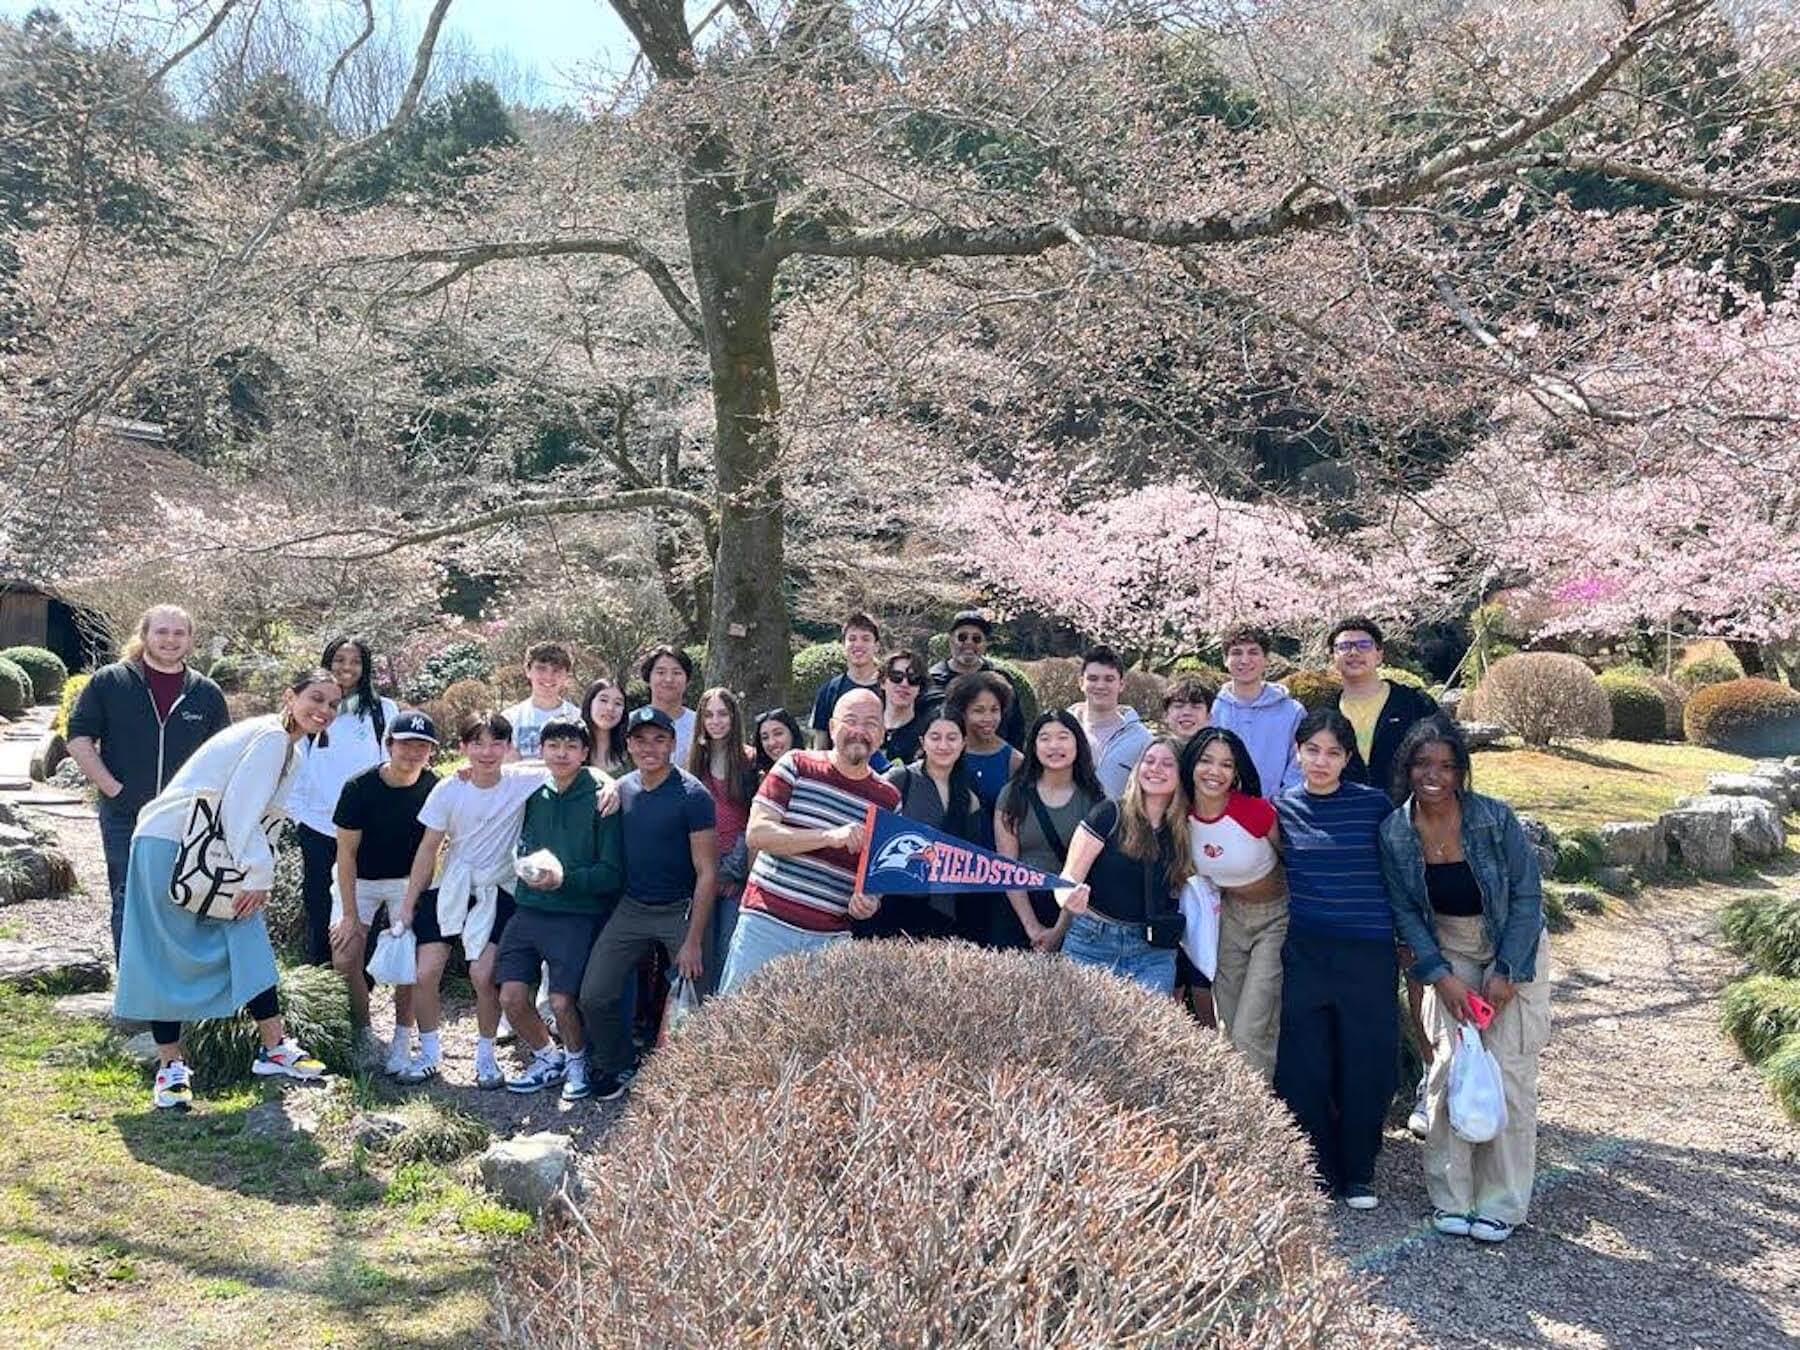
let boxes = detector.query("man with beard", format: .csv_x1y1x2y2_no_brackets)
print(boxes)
924,610,1026,748
719,689,901,992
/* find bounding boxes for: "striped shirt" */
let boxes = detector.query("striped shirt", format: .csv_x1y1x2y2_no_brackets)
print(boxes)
740,750,901,933
1275,781,1396,942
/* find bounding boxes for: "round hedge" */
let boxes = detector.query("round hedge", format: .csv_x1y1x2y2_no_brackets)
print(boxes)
983,655,1039,723
0,646,66,701
0,657,32,715
789,642,847,712
1675,651,1745,693
1284,668,1341,711
1597,670,1667,742
1466,652,1611,746
500,942,1359,1346
1683,678,1800,757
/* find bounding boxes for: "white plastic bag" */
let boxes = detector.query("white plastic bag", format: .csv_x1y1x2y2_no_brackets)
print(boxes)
368,927,418,986
515,848,564,891
657,975,701,1046
1447,1022,1508,1143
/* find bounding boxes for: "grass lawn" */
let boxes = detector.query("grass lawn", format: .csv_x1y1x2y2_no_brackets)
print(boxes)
1471,738,1755,832
0,988,524,1348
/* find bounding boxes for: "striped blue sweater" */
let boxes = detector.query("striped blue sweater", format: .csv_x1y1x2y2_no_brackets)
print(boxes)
1275,781,1396,942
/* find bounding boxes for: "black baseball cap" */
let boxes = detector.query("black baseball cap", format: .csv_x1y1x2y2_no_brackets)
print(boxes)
625,706,677,737
950,610,993,635
388,710,440,745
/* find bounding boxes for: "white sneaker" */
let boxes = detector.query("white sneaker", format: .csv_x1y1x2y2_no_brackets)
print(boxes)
252,1038,326,1080
1469,1216,1515,1243
384,1032,414,1077
561,1053,590,1102
1433,1209,1474,1237
152,1059,193,1111
397,1054,439,1085
1408,1077,1429,1139
475,1053,505,1091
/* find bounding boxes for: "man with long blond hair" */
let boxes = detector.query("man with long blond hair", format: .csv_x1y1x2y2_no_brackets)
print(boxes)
67,605,230,959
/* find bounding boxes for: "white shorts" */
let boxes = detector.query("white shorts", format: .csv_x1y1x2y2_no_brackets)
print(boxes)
331,876,408,927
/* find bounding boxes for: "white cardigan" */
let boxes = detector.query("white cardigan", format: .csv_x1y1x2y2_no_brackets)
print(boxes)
133,715,301,890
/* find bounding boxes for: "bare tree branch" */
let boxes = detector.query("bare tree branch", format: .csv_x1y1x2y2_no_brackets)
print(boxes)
140,0,245,91
348,236,706,341
238,487,719,562
322,0,377,122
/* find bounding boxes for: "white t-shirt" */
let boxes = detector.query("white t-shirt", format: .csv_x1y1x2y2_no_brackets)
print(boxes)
666,706,697,767
502,698,581,760
416,771,547,877
289,695,400,836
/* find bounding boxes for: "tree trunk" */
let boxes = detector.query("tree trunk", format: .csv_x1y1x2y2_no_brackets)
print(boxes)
682,167,789,704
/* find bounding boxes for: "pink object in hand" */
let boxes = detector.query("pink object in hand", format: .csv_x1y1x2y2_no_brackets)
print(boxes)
1465,993,1495,1030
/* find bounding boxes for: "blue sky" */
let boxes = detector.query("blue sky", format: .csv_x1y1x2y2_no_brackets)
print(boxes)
1,0,643,103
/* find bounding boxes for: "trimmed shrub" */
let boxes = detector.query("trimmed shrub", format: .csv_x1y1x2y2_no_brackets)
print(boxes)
926,631,950,663
1675,651,1744,693
502,943,1359,1347
1552,828,1605,882
789,641,847,712
1597,670,1668,742
1379,663,1429,690
1683,678,1800,757
428,678,499,740
407,639,491,702
1764,1033,1800,1122
183,964,353,1089
1466,652,1611,746
1284,668,1342,711
0,646,66,701
52,673,89,734
1166,656,1229,692
204,653,245,693
1721,976,1800,1064
1023,656,1080,716
0,657,32,715
1645,673,1685,739
1720,893,1800,979
985,655,1040,724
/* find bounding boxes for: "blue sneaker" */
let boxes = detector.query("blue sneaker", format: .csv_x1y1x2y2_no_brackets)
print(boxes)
505,1049,566,1094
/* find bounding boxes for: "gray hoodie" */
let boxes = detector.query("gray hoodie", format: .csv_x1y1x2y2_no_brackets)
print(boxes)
1209,682,1305,797
1070,703,1154,801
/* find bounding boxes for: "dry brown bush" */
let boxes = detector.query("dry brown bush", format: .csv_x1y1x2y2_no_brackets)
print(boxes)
498,942,1362,1348
1466,652,1612,746
422,677,498,741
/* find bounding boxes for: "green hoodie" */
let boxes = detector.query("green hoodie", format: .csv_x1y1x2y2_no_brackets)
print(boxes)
516,770,623,914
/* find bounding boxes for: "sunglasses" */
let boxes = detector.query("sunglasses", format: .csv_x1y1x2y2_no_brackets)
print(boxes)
885,668,924,686
1332,638,1378,653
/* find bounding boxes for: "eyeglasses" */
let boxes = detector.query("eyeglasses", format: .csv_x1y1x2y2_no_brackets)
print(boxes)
1332,638,1378,653
885,669,924,686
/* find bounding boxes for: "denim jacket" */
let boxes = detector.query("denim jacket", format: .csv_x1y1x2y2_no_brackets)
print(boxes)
1378,790,1544,985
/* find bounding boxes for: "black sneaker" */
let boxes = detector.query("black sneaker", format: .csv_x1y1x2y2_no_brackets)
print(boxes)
593,1071,632,1102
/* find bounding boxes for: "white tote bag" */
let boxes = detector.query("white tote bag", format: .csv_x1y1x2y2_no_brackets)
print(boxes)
1178,875,1222,981
368,927,418,987
1447,1022,1509,1143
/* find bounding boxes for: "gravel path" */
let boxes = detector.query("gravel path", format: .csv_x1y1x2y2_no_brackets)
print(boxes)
1336,865,1800,1347
7,715,1797,1341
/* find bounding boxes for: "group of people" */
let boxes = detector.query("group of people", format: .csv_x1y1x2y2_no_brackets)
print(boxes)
77,604,1550,1244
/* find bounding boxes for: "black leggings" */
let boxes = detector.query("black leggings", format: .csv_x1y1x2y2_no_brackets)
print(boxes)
152,985,281,1047
297,823,338,966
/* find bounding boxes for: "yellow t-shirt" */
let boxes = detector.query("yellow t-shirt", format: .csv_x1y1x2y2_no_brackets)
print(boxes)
1338,684,1391,764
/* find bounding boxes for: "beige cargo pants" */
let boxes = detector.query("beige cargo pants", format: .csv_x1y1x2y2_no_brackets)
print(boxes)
1213,895,1288,1080
1420,913,1553,1225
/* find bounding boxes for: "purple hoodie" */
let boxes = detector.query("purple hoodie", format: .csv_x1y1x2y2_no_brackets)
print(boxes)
1210,681,1304,797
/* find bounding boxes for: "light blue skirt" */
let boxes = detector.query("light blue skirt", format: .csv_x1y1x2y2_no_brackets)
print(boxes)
113,835,280,1023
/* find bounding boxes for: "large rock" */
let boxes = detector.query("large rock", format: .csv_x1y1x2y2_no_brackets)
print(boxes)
1460,722,1507,749
1672,794,1786,862
52,991,145,1032
1658,806,1736,877
28,730,67,783
1704,772,1789,810
0,844,77,902
1596,820,1666,872
479,1131,574,1215
1518,815,1559,879
0,940,109,992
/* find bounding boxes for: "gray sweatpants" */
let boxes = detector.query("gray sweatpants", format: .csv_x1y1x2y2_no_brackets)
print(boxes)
577,897,690,1076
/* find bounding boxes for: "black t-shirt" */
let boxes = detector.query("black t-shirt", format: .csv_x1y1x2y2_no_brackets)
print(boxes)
332,765,440,881
1076,799,1174,924
880,706,933,765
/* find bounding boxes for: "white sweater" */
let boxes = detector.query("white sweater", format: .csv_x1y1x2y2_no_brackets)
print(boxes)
288,696,399,836
134,715,302,890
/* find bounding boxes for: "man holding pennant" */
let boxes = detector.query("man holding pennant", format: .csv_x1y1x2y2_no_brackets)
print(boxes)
718,690,901,992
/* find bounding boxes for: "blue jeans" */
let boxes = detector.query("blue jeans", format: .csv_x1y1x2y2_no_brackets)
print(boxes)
99,805,136,962
719,907,846,994
705,892,740,996
1062,911,1177,994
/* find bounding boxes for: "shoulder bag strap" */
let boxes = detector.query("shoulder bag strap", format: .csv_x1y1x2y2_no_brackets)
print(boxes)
1027,788,1067,867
